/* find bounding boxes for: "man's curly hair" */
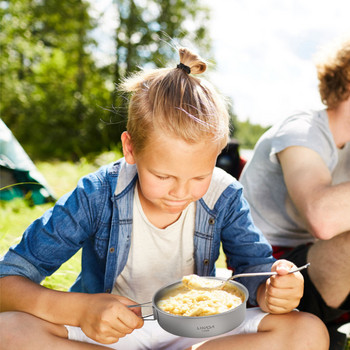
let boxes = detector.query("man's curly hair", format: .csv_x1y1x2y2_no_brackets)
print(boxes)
316,37,350,109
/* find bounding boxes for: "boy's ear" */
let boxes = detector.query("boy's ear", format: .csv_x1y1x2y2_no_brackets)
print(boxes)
121,131,136,164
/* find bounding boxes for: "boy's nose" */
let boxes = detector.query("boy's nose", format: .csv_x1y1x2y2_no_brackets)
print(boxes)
169,182,188,199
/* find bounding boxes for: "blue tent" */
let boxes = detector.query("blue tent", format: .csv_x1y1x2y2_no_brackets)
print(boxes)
0,119,55,204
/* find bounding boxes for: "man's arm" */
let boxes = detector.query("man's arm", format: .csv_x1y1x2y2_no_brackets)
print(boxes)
278,146,350,240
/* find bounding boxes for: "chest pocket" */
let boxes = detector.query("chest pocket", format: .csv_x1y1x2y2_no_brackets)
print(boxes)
92,221,111,260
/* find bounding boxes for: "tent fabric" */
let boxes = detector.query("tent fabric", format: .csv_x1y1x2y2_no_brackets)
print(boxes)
0,119,55,204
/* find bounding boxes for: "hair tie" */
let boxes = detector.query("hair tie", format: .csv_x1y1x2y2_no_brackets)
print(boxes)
177,63,191,74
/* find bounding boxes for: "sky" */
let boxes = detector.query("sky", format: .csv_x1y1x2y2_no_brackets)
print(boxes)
90,0,350,126
205,0,350,126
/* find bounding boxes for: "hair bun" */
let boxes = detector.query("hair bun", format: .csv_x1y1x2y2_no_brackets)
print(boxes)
178,47,207,75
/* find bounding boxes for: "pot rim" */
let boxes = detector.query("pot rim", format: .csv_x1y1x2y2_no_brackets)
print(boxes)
152,277,249,319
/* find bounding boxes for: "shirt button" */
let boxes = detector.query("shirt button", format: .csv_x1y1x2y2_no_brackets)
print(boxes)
109,247,115,253
208,218,215,225
203,259,209,265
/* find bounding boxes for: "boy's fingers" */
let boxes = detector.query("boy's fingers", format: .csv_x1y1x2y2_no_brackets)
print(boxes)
272,259,295,275
269,273,304,292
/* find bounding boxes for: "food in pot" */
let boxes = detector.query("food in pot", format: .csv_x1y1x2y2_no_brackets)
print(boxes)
157,275,244,317
182,274,223,290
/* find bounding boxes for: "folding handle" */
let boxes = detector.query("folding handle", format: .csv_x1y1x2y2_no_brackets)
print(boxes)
127,302,155,320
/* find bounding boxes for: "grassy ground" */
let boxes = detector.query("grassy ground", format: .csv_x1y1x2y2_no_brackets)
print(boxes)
0,151,228,291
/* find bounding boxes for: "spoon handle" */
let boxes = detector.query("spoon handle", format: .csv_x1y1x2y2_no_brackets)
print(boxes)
227,262,310,281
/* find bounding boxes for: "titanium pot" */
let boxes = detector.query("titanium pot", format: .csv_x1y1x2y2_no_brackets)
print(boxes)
131,277,249,338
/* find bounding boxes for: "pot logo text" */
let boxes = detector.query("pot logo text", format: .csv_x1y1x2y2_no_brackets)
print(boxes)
197,325,215,332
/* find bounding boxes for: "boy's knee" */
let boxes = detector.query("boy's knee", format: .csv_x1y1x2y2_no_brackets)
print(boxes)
0,311,67,349
0,312,27,349
291,312,329,350
261,311,329,350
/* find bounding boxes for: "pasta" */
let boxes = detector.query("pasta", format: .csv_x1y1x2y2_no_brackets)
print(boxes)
157,275,244,317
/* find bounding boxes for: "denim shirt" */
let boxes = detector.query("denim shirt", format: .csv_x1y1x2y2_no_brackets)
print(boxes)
0,158,275,305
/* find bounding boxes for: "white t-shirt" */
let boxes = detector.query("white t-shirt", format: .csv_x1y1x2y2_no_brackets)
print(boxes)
112,185,195,304
240,109,350,247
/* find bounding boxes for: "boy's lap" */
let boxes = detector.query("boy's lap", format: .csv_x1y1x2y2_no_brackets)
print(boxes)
0,311,68,346
65,307,268,350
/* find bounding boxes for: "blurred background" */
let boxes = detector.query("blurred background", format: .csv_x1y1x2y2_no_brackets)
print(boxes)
2,0,217,162
2,0,350,162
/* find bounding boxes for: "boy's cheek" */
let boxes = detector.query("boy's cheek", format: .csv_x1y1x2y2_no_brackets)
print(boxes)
194,181,212,198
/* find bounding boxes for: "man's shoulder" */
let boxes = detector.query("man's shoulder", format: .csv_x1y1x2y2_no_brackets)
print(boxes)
269,109,333,158
276,109,325,135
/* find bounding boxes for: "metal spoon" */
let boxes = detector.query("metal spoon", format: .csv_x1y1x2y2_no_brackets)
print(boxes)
225,262,310,282
184,263,310,290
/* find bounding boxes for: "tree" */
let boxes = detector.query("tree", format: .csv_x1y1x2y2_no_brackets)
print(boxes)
107,0,212,139
1,0,111,160
235,119,270,149
0,0,212,160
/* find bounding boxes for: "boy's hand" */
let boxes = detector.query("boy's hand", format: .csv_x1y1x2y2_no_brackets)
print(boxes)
78,293,144,345
259,259,304,314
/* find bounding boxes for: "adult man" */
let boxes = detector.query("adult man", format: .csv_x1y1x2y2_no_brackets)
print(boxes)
240,37,350,324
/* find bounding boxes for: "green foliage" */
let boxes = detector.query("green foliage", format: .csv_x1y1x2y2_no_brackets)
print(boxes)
114,0,211,76
0,0,211,161
234,119,271,149
1,0,114,160
222,96,268,149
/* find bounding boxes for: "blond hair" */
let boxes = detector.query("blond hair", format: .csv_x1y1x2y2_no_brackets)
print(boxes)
315,37,350,109
119,47,230,155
